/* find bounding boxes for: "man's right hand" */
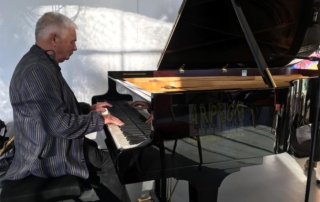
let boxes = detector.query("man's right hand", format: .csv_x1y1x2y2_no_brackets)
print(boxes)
103,114,124,126
130,101,150,110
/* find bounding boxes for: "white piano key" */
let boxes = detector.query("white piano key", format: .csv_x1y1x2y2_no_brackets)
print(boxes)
106,124,152,150
104,101,153,151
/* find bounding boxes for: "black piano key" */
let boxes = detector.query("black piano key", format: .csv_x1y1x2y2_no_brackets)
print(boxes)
126,136,147,141
106,101,151,146
129,140,144,144
123,132,145,137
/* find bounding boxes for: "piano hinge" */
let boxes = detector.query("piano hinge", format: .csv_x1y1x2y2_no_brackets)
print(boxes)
222,63,229,73
137,196,153,202
242,70,247,76
179,64,185,73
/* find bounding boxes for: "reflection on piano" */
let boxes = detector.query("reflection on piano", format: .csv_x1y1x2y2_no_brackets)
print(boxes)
92,0,320,201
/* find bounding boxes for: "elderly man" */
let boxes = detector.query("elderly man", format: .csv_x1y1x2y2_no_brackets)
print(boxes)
3,12,129,201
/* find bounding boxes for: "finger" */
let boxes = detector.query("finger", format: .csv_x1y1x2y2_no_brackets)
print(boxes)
145,116,153,124
130,101,137,106
131,101,144,107
96,108,106,112
113,120,124,126
111,116,124,126
99,102,112,107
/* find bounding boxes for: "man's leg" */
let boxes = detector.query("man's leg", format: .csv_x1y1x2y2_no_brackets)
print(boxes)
84,138,130,202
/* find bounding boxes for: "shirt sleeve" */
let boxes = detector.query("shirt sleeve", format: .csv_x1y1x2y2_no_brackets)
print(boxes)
78,102,91,114
22,66,104,139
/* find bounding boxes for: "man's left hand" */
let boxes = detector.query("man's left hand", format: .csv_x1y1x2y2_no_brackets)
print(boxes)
90,102,112,112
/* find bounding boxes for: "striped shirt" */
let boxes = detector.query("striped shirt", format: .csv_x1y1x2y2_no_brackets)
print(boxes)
2,45,104,180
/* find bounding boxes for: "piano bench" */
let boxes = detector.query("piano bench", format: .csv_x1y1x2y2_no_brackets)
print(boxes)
0,174,82,202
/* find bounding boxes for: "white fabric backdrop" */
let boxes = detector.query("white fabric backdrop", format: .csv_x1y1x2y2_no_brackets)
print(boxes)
0,0,183,122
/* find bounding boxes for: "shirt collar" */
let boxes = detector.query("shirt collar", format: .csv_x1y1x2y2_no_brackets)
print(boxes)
30,44,61,71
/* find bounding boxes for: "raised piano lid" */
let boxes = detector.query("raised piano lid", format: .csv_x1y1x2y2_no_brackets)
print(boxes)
157,0,319,70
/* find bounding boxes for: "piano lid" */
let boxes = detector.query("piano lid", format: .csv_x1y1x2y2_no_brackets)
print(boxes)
158,0,318,70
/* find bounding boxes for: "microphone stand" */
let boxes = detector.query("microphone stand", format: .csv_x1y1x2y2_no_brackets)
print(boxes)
270,54,320,202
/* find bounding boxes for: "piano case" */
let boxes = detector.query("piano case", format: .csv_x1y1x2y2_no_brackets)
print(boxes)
92,0,320,201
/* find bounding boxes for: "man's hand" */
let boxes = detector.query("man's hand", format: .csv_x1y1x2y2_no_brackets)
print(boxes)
130,101,150,110
145,112,154,124
103,114,124,126
131,101,153,124
90,102,112,112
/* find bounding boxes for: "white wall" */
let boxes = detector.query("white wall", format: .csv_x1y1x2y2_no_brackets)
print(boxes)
0,0,183,123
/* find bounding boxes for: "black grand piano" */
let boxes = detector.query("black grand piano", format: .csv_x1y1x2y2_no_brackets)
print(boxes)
92,0,320,201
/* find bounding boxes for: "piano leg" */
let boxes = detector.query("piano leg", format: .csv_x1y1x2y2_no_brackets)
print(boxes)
172,136,203,164
150,141,168,202
172,140,178,157
196,136,203,165
152,179,167,202
150,168,239,202
186,168,239,202
185,168,240,202
189,183,219,202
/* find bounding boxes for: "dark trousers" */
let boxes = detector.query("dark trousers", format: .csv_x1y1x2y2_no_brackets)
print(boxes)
84,138,130,202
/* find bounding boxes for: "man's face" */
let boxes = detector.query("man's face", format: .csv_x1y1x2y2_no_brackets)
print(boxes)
54,28,77,63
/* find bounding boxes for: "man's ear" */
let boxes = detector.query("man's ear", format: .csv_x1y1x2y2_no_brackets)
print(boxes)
49,33,57,47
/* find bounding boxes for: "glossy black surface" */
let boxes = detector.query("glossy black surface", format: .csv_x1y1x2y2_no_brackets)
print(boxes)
158,0,317,70
91,0,320,201
92,68,318,202
102,86,288,181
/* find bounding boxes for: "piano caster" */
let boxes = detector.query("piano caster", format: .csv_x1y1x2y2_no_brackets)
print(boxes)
137,196,153,202
304,159,317,170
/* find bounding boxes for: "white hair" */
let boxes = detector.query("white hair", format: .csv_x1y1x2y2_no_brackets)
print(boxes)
35,12,77,40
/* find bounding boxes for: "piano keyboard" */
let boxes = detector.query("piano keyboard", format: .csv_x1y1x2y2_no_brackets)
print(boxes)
102,101,152,150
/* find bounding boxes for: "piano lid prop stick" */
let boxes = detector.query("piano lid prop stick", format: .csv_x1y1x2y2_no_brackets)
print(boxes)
265,68,277,87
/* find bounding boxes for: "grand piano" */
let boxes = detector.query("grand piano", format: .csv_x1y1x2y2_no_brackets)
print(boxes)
92,0,320,201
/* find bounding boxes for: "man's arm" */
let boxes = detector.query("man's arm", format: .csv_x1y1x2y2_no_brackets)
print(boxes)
78,102,112,114
78,102,91,114
23,66,105,139
79,102,124,125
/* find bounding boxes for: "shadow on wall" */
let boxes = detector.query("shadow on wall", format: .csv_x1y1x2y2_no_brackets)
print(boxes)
0,0,183,122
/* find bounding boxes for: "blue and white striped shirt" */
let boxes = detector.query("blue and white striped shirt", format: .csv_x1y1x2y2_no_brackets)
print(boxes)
3,45,104,180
